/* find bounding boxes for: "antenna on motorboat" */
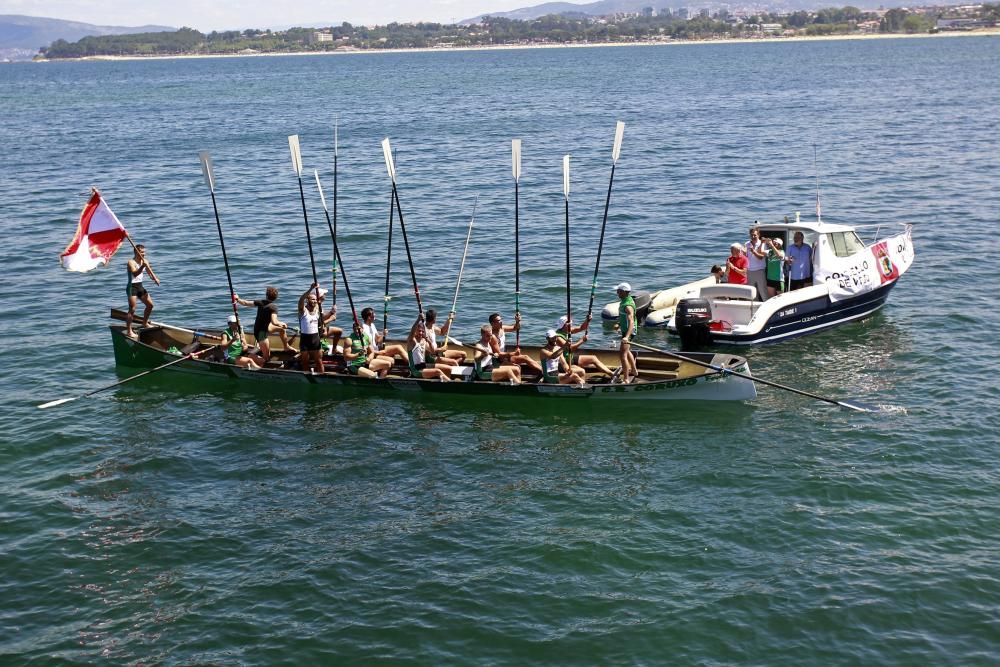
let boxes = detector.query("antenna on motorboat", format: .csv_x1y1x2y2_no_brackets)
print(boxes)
813,143,823,225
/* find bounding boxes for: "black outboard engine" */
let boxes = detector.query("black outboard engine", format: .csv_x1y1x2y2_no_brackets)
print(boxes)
632,290,652,322
676,297,712,350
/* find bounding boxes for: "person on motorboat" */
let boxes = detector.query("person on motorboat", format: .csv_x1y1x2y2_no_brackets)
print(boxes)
765,237,786,298
746,225,769,301
785,231,814,291
488,312,543,375
711,265,724,283
725,243,748,285
553,315,616,380
539,329,585,385
473,325,521,384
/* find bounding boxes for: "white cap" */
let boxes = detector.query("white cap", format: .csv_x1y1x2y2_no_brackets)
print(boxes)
772,238,783,246
317,287,328,298
228,314,238,323
554,315,568,329
615,282,631,292
545,329,558,339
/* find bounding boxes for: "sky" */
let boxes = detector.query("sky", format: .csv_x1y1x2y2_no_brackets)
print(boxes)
0,0,539,30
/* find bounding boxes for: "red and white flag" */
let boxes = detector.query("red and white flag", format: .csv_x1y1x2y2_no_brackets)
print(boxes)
60,191,128,272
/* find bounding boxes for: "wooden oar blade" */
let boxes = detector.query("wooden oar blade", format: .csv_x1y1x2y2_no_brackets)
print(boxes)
612,120,625,164
836,399,882,413
562,154,570,199
512,139,521,182
288,134,303,176
313,170,329,211
198,151,216,192
381,137,396,183
38,397,75,409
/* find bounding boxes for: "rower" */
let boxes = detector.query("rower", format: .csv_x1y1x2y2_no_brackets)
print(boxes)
473,325,521,384
406,324,452,381
344,320,392,378
540,329,585,385
488,312,542,374
553,315,615,380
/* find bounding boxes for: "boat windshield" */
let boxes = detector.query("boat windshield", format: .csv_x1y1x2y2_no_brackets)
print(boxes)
824,230,866,258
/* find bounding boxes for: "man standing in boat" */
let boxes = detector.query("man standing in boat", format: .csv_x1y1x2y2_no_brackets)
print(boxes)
615,282,639,385
125,243,160,339
298,284,337,374
725,243,748,285
234,286,296,363
785,231,813,291
746,225,769,301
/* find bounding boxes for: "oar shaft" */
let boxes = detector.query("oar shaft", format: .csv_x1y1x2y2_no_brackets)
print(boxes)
332,145,338,306
514,179,521,349
383,191,394,332
38,347,215,409
587,162,617,317
630,340,863,411
564,196,571,325
296,176,321,300
208,191,241,325
391,183,424,318
445,197,477,346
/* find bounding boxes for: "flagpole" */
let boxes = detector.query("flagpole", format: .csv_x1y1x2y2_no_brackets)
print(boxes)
198,152,242,328
90,187,161,285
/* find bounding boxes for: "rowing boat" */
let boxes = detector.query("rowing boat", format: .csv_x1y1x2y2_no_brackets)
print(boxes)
109,309,757,403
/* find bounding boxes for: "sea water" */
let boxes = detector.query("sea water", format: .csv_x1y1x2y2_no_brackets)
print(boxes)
1,37,998,663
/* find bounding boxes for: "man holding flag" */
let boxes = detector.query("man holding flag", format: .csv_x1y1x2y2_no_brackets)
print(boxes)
60,189,160,337
125,243,160,338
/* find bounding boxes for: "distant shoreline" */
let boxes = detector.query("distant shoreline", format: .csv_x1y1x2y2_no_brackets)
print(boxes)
35,28,1000,62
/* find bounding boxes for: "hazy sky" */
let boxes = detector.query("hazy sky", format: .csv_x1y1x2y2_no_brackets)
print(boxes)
0,0,540,30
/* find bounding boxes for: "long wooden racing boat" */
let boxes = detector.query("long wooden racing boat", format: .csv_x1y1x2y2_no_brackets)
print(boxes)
109,310,756,403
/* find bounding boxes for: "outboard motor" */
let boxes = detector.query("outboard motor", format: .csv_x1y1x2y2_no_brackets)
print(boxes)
632,290,652,322
676,297,712,350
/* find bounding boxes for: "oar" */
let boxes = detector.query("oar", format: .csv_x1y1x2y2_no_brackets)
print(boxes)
288,135,322,302
198,152,242,330
314,178,361,333
443,195,478,348
562,154,572,342
630,340,877,413
383,186,395,333
314,168,340,300
586,121,625,319
512,139,522,349
331,118,339,306
382,138,424,321
38,347,217,409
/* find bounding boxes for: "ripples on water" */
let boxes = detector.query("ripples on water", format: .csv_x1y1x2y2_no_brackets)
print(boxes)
1,37,999,663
